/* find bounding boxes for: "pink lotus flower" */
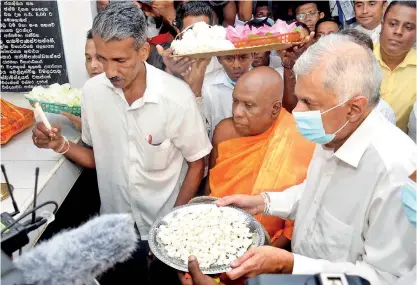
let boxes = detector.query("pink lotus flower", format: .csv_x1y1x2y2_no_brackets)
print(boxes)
225,19,297,40
256,25,272,36
270,19,297,34
225,26,241,41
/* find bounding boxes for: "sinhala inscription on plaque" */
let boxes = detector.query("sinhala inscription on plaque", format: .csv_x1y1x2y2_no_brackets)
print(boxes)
1,0,69,92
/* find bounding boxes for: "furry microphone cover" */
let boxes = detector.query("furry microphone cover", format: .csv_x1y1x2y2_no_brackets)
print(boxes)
14,214,138,285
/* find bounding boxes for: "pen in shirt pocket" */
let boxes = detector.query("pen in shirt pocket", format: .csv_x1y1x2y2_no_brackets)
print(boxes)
146,135,162,146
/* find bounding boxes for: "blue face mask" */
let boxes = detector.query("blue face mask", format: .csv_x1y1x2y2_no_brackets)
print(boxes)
293,100,349,144
401,179,416,228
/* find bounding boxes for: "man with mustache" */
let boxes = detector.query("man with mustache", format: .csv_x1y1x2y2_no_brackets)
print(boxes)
375,0,416,133
32,2,211,284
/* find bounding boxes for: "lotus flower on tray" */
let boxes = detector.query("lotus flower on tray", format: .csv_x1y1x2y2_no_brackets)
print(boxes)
226,20,300,48
171,20,301,56
225,20,298,40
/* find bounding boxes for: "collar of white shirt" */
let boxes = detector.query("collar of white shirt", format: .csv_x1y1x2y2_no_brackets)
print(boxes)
100,62,160,109
210,68,235,89
333,110,379,168
356,23,381,34
209,67,253,90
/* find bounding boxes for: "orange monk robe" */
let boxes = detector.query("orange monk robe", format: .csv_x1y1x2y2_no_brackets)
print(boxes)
210,109,315,242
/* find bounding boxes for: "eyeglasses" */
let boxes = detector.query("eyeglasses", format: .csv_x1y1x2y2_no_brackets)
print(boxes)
296,11,319,20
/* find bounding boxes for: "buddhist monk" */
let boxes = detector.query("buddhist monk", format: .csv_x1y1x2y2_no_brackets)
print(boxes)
207,67,315,249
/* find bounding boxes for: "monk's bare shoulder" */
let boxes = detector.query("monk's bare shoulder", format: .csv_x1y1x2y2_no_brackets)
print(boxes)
212,118,240,146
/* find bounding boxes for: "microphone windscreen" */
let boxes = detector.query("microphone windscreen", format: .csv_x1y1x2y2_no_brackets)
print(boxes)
14,214,138,285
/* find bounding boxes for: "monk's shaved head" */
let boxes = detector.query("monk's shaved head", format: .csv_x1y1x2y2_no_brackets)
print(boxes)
235,66,284,103
232,67,284,136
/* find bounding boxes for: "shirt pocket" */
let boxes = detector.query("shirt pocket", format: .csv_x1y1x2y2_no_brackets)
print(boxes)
142,139,173,171
309,206,354,261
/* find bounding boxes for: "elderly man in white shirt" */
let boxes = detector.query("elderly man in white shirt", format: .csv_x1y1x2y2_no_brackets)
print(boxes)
216,34,416,285
32,2,211,283
34,0,211,240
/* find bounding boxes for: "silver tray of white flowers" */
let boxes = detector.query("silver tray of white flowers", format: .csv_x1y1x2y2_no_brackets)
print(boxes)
148,203,265,274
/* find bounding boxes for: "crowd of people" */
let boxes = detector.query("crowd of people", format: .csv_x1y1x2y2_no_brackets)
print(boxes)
31,1,416,285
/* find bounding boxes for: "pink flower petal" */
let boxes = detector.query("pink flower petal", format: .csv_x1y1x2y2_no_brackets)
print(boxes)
225,26,241,41
269,19,297,34
226,19,297,40
257,25,271,35
241,25,253,38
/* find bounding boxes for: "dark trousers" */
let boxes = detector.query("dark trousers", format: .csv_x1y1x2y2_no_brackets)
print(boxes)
98,240,182,285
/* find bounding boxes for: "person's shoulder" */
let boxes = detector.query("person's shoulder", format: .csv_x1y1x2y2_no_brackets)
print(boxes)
205,57,223,75
149,64,187,89
375,99,396,122
371,112,414,150
370,112,417,173
410,101,417,121
149,64,195,103
82,73,111,102
82,73,112,97
212,118,239,146
376,99,394,113
203,68,224,87
83,73,107,89
269,55,282,69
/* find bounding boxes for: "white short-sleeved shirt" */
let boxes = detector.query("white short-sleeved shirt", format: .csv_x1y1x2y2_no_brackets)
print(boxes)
202,69,235,139
268,110,417,284
375,98,396,125
81,62,212,239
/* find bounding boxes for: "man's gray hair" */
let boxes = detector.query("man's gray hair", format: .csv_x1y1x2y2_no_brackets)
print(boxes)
92,2,147,50
293,33,382,107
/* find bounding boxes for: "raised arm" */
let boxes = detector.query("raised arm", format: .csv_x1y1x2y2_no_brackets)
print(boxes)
222,1,237,26
237,0,253,22
32,122,95,169
279,33,316,112
226,182,415,285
